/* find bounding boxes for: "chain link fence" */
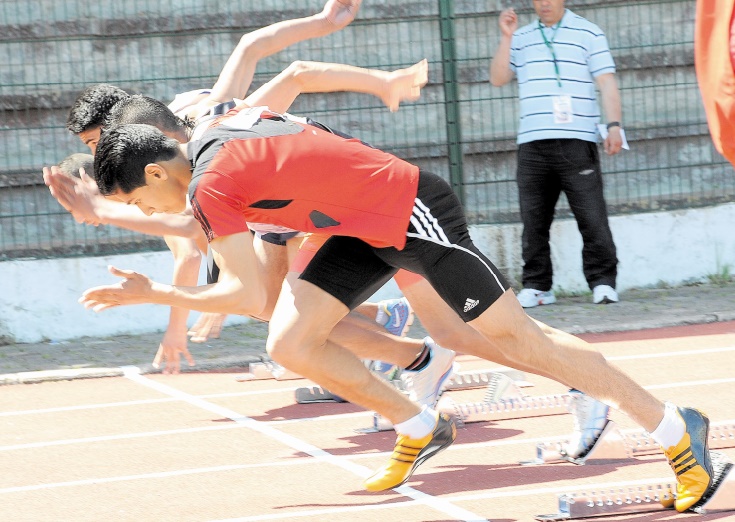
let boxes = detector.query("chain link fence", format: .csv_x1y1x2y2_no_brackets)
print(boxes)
1,0,732,260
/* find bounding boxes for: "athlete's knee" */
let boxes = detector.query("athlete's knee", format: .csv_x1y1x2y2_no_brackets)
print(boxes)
265,323,325,367
265,331,298,364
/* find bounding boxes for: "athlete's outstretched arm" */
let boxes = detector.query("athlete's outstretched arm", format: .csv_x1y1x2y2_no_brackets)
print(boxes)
80,231,268,318
244,59,428,114
43,166,207,250
176,0,362,120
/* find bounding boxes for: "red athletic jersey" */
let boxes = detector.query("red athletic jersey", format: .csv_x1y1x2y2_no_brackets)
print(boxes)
695,0,735,166
187,108,419,249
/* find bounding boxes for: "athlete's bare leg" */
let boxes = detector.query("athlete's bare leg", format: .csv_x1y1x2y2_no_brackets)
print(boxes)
398,278,559,379
267,277,420,424
467,290,665,431
246,236,433,368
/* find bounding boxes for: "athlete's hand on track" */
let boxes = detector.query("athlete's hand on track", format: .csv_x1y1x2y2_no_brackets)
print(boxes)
188,313,227,343
80,266,155,312
153,326,195,375
321,0,361,30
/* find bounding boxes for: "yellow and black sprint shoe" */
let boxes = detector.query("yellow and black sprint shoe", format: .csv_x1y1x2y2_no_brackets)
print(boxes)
364,412,456,492
662,406,713,512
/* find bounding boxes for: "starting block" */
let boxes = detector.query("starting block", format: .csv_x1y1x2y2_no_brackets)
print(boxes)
364,372,559,433
236,361,302,381
522,420,735,466
535,452,735,520
294,385,347,403
443,368,529,391
437,393,572,427
296,367,530,405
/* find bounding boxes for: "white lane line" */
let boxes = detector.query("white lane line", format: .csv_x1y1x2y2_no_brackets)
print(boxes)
9,372,733,422
0,397,178,416
4,345,734,418
208,472,718,521
120,367,488,522
0,460,313,494
645,376,735,390
0,388,295,417
607,345,735,361
3,375,735,453
0,423,246,452
211,491,487,522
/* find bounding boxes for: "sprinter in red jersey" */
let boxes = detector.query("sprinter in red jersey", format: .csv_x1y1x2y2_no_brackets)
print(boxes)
83,106,715,508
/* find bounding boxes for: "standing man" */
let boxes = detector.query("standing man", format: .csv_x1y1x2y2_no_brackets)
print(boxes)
490,0,623,307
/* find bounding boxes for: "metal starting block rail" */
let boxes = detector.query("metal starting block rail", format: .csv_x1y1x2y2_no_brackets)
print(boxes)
535,452,735,520
236,361,302,381
443,368,528,391
296,367,530,405
522,420,735,466
437,393,572,426
366,392,571,432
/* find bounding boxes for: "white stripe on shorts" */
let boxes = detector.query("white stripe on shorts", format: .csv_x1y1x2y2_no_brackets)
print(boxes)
411,197,450,242
409,198,507,293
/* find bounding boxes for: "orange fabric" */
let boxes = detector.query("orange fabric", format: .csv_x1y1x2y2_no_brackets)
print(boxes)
695,0,735,166
289,234,329,274
393,269,424,289
191,107,420,249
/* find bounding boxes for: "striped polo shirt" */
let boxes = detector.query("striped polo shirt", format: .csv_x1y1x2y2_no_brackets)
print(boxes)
510,9,616,144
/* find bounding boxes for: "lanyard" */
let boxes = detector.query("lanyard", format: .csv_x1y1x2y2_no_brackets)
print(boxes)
538,20,563,87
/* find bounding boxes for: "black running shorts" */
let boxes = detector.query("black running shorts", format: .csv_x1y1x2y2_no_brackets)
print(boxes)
299,171,510,321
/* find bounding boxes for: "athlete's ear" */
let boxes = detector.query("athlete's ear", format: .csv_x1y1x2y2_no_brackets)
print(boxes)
144,163,169,183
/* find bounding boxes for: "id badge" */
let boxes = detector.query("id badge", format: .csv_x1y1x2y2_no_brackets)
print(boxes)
552,95,573,124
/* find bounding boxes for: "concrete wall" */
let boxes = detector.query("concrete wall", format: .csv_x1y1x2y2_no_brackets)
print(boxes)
2,202,733,344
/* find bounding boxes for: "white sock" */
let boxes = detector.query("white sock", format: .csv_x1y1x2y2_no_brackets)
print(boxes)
649,402,686,449
394,406,438,439
375,306,388,326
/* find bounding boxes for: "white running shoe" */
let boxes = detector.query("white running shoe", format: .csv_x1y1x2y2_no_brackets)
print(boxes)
516,288,556,308
400,338,456,407
563,390,610,459
592,285,619,304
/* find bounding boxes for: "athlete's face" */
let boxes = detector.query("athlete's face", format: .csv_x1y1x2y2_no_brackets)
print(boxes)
77,127,102,154
106,164,188,215
533,0,565,26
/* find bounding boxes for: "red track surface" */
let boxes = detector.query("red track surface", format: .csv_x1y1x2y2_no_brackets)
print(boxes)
2,322,735,521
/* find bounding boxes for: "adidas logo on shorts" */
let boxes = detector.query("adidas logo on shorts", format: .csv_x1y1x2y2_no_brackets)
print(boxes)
464,298,479,312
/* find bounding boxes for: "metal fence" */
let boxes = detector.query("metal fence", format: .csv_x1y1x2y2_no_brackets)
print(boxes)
1,0,732,260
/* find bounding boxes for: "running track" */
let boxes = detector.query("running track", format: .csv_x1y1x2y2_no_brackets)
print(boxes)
2,322,735,521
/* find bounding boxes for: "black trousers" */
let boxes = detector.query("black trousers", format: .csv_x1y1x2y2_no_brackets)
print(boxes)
517,138,618,291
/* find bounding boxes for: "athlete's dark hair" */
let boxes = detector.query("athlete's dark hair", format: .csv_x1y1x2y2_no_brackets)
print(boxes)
106,94,194,135
93,124,180,195
57,153,95,178
66,84,130,134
